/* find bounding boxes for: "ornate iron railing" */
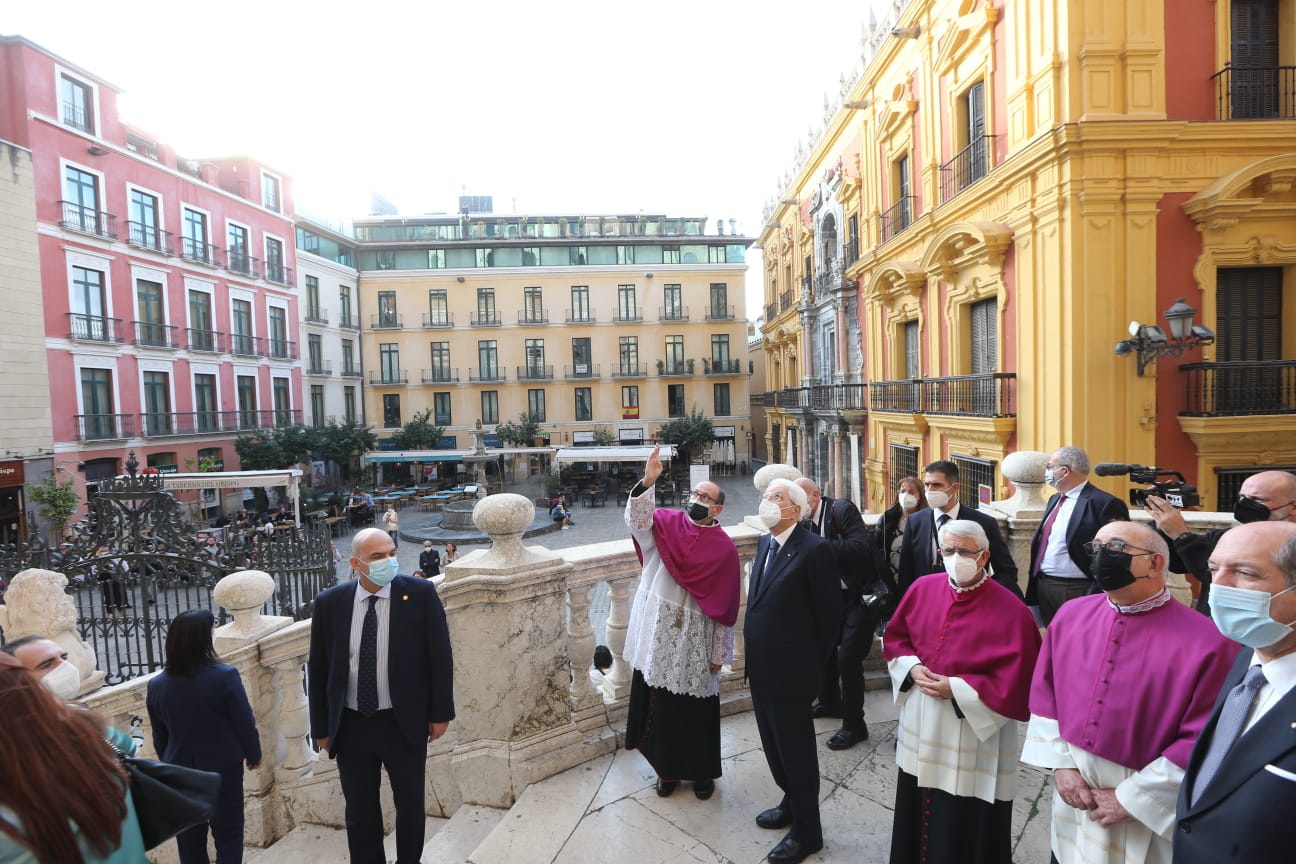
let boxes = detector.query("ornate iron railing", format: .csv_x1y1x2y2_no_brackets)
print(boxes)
939,134,996,202
1180,361,1296,416
60,201,117,240
881,196,915,242
1212,65,1296,120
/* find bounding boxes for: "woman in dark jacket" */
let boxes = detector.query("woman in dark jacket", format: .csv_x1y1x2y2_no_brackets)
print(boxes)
875,477,925,629
146,610,260,864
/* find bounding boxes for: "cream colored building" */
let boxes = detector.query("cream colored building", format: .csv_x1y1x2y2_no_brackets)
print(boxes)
353,213,753,464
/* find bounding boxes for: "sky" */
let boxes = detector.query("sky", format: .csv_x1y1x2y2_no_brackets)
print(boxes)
5,0,891,316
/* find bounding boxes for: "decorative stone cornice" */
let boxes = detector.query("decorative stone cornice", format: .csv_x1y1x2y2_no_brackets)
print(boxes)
1184,153,1296,230
921,220,1013,282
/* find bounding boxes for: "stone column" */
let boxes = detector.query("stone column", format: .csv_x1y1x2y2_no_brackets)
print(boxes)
439,493,612,808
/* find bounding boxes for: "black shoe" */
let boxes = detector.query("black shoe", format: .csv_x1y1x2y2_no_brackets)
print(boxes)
811,702,841,719
826,725,869,750
693,779,715,800
755,806,793,830
655,778,678,797
768,835,822,863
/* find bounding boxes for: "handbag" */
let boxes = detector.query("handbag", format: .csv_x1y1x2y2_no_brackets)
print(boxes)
106,738,222,850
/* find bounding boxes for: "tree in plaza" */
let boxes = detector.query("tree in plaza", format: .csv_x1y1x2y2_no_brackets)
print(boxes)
495,412,544,447
658,408,715,466
391,408,445,451
28,474,80,543
591,427,617,446
234,432,289,470
317,421,377,484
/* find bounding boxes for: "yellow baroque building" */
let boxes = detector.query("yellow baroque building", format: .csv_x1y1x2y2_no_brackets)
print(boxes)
760,0,1296,514
353,213,754,466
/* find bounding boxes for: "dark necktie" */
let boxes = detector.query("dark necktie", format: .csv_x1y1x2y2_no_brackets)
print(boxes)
1033,498,1063,575
754,539,779,599
357,595,379,717
1191,664,1267,804
933,513,950,568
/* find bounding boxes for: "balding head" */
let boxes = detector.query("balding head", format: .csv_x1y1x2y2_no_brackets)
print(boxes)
1210,522,1296,659
1092,520,1168,604
1238,471,1296,523
795,478,822,515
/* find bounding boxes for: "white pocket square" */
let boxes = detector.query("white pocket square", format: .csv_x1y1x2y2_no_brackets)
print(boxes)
1263,764,1296,783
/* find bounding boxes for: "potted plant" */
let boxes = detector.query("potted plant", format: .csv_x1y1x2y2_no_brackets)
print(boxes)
656,359,665,374
686,358,696,374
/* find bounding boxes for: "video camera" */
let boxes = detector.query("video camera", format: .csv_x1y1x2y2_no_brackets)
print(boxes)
1093,463,1201,509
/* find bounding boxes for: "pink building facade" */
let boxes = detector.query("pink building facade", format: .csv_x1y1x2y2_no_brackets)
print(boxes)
0,36,301,506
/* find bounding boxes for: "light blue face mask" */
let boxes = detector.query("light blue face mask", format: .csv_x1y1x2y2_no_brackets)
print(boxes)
1210,582,1296,648
362,556,399,587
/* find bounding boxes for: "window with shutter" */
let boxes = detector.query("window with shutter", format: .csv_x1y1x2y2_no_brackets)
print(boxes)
1217,267,1281,362
1230,0,1279,118
904,321,920,380
970,299,997,374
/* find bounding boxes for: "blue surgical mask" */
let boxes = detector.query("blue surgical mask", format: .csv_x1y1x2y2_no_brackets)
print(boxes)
1210,582,1296,648
363,556,399,587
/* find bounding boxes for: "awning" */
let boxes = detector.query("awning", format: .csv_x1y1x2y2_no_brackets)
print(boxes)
364,450,470,464
553,445,676,465
161,469,303,491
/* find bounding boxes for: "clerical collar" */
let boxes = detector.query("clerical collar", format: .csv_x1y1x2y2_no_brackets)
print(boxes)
1108,587,1172,615
948,571,990,594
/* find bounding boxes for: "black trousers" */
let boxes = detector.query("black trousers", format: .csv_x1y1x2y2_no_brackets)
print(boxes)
335,709,427,864
1037,574,1097,626
817,591,881,731
752,691,822,847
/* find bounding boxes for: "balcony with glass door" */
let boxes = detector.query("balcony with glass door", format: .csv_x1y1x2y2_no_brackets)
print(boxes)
230,333,264,357
268,339,297,361
226,250,261,279
422,367,460,384
67,313,123,343
133,321,179,349
186,328,225,353
564,363,600,379
181,238,221,267
126,222,173,254
76,413,133,441
60,202,117,240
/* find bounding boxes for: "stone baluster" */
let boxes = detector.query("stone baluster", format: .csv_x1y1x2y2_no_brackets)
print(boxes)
982,451,1049,596
601,575,635,701
566,582,599,708
273,653,315,782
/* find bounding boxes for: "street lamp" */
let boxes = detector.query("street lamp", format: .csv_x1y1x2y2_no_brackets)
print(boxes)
1114,297,1216,376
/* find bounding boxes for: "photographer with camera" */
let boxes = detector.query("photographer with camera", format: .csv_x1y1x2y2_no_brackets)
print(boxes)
1027,447,1130,626
1145,469,1296,614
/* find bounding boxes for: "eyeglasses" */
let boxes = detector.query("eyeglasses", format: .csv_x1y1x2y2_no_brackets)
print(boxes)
1083,539,1154,556
692,490,718,505
939,546,983,559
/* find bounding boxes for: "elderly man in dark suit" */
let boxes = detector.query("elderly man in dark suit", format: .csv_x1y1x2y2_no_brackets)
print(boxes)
1026,446,1130,624
1174,521,1296,863
746,478,842,864
309,527,455,864
897,460,1022,599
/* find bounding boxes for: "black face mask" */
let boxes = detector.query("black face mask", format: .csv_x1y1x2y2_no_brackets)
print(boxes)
1090,547,1138,591
686,501,711,522
1234,496,1276,524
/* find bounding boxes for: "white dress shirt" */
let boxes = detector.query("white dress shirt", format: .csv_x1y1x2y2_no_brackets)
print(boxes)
1040,481,1088,580
346,580,393,711
1243,648,1296,734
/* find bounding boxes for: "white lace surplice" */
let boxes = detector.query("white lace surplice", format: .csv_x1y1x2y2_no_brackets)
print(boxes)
623,487,734,699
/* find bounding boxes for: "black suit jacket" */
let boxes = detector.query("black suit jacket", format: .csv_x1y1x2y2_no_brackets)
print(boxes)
1025,483,1129,603
1174,650,1296,862
897,505,1022,599
308,574,455,755
744,525,842,701
812,496,878,596
147,662,261,771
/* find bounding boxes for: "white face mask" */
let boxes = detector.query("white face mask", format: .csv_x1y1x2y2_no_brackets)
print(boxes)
926,490,951,510
758,499,784,529
898,492,919,511
943,552,981,585
41,660,81,700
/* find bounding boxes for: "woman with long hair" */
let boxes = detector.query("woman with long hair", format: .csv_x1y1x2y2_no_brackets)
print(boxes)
0,652,146,863
146,610,260,864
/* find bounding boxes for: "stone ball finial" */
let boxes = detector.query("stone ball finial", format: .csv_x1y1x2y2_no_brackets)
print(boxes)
1002,451,1049,485
473,492,534,537
213,570,276,631
753,463,803,495
0,568,100,686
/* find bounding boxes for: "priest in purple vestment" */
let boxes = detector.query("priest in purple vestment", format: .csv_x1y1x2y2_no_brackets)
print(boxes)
883,518,1041,864
1022,520,1239,864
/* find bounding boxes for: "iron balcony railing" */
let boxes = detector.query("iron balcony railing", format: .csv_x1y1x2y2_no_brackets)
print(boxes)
1181,360,1296,416
610,364,647,378
870,380,922,413
185,328,225,353
517,364,554,380
76,413,134,441
62,101,93,133
338,314,361,330
265,263,293,286
659,306,689,322
845,236,860,266
126,222,173,254
181,238,221,267
565,308,596,323
371,314,403,330
706,304,736,320
67,313,124,343
470,311,501,326
422,312,454,328
658,360,690,376
766,302,777,321
369,369,409,385
881,196,915,242
780,290,793,312
139,411,225,436
267,339,296,361
227,409,301,431
776,387,804,409
613,311,643,323
230,333,264,357
306,362,332,376
518,309,549,324
1212,65,1296,120
132,321,180,349
340,365,362,379
60,201,117,240
468,368,506,382
421,368,460,384
305,308,328,325
868,374,1017,417
226,251,261,279
564,363,600,379
940,134,996,203
808,383,867,411
814,262,843,295
705,359,748,375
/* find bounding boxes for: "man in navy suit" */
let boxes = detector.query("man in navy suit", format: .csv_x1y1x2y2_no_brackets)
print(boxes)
746,478,841,864
897,460,1022,599
309,527,455,864
1025,446,1130,624
1174,521,1296,863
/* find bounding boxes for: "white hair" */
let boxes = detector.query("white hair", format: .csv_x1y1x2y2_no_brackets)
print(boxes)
766,477,810,521
937,519,988,550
